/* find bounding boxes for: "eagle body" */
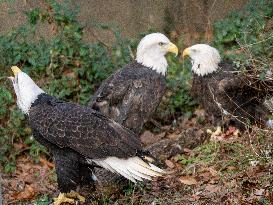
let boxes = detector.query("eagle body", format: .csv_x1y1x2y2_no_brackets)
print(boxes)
28,93,145,192
90,61,166,134
16,91,162,196
191,60,267,127
183,44,269,129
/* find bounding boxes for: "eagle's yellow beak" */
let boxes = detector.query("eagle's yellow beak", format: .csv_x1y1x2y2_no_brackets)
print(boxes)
167,42,178,56
182,47,190,58
11,66,22,76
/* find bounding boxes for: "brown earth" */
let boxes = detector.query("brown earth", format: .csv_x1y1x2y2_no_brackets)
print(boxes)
2,111,272,205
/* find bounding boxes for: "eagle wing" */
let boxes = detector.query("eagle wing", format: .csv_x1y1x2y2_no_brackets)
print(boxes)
89,68,132,111
28,98,142,159
89,62,166,133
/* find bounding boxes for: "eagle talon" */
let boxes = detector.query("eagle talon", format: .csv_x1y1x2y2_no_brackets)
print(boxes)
53,193,75,205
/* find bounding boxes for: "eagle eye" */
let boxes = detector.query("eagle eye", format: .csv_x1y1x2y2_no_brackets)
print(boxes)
158,42,164,46
192,48,197,52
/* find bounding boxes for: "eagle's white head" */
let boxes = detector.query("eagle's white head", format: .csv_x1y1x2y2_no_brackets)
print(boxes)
182,44,221,76
136,33,178,75
9,66,44,114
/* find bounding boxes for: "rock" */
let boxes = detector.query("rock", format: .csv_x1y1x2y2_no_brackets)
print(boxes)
146,128,208,161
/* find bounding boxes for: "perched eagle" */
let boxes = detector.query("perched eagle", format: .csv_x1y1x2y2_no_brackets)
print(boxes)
182,44,268,129
9,66,164,205
89,33,178,134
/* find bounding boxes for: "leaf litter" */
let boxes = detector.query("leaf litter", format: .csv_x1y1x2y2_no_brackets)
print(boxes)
1,114,272,204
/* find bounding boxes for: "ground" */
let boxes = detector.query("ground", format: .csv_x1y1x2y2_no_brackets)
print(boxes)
1,110,273,205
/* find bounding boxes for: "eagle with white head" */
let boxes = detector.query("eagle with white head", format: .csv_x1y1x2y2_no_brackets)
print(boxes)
9,66,164,205
183,44,221,76
183,44,268,129
90,33,178,134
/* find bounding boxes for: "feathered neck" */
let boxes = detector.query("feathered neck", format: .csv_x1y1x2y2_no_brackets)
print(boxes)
136,54,168,76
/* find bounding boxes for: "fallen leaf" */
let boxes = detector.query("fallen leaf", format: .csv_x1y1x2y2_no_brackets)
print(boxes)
156,132,166,139
226,126,236,134
179,176,197,185
225,126,240,137
165,160,175,169
208,167,218,176
63,69,77,78
226,166,237,171
13,143,24,150
183,148,192,153
191,194,200,201
194,108,205,118
205,184,221,193
269,192,273,205
199,172,211,182
13,185,35,201
254,189,265,196
140,130,158,145
40,157,55,169
167,132,181,140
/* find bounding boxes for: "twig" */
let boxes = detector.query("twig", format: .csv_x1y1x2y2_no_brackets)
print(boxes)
150,119,162,130
207,81,249,129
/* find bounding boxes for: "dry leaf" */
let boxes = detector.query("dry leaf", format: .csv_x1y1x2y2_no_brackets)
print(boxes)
40,157,55,169
205,184,221,193
63,69,77,78
183,148,192,153
179,176,197,185
165,160,175,169
226,166,237,171
208,167,218,176
167,132,181,140
13,143,24,150
13,185,35,201
254,189,265,196
199,172,211,182
140,130,157,145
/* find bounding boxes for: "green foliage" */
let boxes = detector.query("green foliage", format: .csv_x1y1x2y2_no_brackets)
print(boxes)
0,0,192,172
34,195,50,205
156,57,196,122
0,0,132,171
213,0,273,64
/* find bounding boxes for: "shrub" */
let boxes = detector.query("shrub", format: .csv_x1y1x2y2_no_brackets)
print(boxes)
0,0,194,171
213,0,273,66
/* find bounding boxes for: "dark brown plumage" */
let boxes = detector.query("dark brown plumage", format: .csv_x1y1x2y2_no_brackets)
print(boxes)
30,94,141,159
89,61,166,134
29,93,143,192
191,60,268,128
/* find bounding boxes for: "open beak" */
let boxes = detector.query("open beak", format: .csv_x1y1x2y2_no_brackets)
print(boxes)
167,42,178,56
182,47,190,59
11,66,22,76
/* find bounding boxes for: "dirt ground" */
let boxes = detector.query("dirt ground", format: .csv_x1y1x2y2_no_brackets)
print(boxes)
1,110,273,205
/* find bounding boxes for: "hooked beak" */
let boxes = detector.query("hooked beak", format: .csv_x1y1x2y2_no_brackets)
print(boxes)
167,42,178,56
182,47,190,59
11,66,22,76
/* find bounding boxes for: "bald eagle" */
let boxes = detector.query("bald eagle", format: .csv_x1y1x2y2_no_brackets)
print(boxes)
9,66,164,205
183,44,268,129
89,33,178,134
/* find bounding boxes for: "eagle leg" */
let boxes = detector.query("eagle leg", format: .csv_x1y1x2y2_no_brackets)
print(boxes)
53,193,75,205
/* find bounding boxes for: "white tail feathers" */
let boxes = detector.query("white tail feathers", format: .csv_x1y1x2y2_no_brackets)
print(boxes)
92,156,164,183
